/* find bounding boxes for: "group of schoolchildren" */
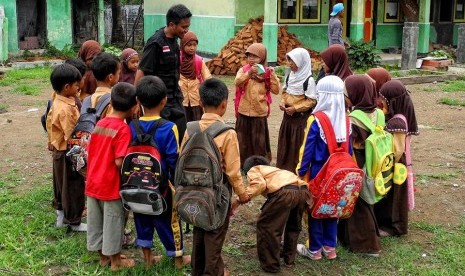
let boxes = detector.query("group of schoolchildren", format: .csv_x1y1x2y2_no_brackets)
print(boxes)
45,15,418,276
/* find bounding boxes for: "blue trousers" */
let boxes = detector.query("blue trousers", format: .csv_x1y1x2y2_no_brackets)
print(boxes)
308,215,338,251
133,184,184,257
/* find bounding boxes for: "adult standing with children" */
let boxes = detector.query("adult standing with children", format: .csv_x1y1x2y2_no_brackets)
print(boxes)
135,4,192,139
328,3,347,47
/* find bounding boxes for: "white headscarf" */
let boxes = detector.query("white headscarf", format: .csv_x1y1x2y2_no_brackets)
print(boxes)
285,48,316,99
312,75,347,142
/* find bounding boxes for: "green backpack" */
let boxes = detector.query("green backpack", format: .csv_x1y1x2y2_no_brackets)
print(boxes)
349,109,395,204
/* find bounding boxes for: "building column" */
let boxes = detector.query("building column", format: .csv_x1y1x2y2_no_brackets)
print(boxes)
98,0,105,45
418,0,431,53
46,0,73,50
263,0,278,65
350,0,364,42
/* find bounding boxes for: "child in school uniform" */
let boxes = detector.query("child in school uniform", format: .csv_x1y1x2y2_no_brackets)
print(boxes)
89,52,121,117
119,48,139,85
235,43,280,165
46,64,87,232
375,80,419,237
85,83,138,271
277,48,317,172
232,155,309,273
78,40,101,100
179,31,212,122
316,44,353,83
131,76,191,269
296,75,350,260
180,78,250,276
337,75,381,256
366,67,392,108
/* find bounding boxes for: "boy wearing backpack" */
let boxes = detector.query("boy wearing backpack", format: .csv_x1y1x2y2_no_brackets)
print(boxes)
232,155,309,273
178,78,250,276
47,64,87,231
85,83,138,271
127,76,190,269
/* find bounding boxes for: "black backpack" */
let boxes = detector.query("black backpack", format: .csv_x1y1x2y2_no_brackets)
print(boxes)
120,119,168,215
174,121,233,231
66,94,111,177
40,99,52,132
285,74,313,92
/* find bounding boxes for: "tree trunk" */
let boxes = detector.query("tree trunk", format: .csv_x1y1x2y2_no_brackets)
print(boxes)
400,0,419,22
111,0,125,44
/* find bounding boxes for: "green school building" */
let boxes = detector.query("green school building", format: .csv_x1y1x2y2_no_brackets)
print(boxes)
144,0,462,63
0,0,105,59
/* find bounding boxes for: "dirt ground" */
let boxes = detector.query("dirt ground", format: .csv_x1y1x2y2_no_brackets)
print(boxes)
0,76,464,274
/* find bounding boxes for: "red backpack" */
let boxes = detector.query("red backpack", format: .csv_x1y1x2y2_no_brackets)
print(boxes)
308,112,364,219
180,52,204,83
234,64,272,118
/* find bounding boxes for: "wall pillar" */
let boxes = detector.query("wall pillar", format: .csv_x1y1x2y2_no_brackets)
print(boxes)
98,0,105,45
263,0,278,65
457,24,465,63
0,6,7,63
418,0,431,54
350,0,364,42
401,22,419,69
46,0,72,50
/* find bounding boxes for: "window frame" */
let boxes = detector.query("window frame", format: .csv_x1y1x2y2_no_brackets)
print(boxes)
278,0,322,24
454,0,465,22
384,0,401,23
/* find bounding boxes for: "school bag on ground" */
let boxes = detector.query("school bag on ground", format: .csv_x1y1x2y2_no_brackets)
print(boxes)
174,121,233,231
66,94,111,177
234,64,272,117
308,112,364,219
349,109,395,205
120,119,168,215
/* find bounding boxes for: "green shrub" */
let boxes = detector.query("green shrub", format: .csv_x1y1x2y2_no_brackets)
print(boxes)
102,44,123,57
347,40,381,70
43,41,77,59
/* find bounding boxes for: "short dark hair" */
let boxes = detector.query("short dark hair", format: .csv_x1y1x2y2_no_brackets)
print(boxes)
50,64,82,93
65,58,87,76
166,4,192,25
91,52,120,81
136,76,167,109
199,78,228,107
243,155,270,174
111,82,137,112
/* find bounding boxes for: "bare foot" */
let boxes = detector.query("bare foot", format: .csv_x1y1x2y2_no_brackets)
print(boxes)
224,268,230,276
174,255,191,269
146,255,162,269
99,256,110,267
110,258,136,271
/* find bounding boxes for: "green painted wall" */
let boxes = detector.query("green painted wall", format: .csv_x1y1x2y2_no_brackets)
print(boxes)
0,11,7,62
145,0,234,17
376,24,403,49
287,25,328,52
0,0,18,53
47,0,72,50
144,14,235,54
235,0,263,25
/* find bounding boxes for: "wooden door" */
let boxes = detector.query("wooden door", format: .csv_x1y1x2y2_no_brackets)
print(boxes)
364,0,373,42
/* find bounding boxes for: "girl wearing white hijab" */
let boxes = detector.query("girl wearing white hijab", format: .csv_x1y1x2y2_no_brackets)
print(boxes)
276,48,317,172
296,75,350,260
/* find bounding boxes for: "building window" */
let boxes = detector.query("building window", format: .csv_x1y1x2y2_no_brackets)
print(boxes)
440,1,453,22
384,0,401,23
278,0,321,23
455,0,465,22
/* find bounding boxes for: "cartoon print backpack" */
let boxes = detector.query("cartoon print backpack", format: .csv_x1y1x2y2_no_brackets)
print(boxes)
308,112,364,219
66,94,111,177
174,121,233,231
120,119,168,215
349,109,395,205
180,52,204,83
234,64,272,118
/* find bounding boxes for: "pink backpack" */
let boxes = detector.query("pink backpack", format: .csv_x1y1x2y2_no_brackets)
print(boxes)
180,52,204,83
234,64,272,118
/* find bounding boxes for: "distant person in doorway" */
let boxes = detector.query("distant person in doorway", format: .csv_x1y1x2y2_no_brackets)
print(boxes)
328,3,349,48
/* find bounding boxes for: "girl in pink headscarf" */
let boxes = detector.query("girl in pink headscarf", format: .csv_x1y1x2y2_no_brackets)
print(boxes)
119,48,139,85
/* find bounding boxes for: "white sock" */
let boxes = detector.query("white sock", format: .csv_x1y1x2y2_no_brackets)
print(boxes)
56,210,65,228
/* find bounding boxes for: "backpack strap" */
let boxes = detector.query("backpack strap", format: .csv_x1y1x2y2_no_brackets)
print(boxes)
314,112,350,154
285,74,312,92
195,54,203,83
133,118,168,146
351,109,387,136
95,93,112,118
186,121,202,139
80,95,93,114
204,121,234,139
